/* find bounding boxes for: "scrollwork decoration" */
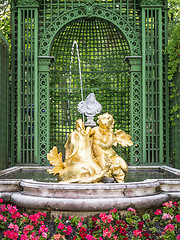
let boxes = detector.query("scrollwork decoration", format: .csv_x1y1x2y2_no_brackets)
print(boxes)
16,0,39,7
140,0,163,6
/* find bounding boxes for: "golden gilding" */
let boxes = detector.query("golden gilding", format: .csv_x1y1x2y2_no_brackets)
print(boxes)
47,113,133,183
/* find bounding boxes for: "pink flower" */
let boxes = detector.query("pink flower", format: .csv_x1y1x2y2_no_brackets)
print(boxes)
1,204,7,212
0,214,4,220
154,209,162,215
164,224,175,232
127,207,136,215
8,223,19,232
103,228,112,238
163,201,173,208
0,198,3,203
58,223,64,230
77,222,83,228
110,208,117,213
4,229,19,240
20,234,28,240
39,224,49,233
175,215,180,222
162,213,173,220
69,216,73,220
59,214,62,220
133,230,142,237
42,232,47,238
53,234,64,240
177,235,180,240
86,234,94,240
109,225,115,232
23,213,28,217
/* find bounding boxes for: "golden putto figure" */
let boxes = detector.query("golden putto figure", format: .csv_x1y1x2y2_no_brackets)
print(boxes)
47,113,133,183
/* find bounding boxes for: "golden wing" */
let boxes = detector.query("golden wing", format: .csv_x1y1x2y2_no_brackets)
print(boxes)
47,146,64,175
114,130,133,147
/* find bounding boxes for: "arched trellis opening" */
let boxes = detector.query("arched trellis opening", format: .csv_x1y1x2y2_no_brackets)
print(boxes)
38,7,142,165
49,18,131,161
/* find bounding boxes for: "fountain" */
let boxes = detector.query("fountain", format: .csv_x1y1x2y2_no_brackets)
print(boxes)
0,41,180,217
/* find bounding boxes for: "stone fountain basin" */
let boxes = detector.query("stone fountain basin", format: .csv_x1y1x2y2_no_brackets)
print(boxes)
0,166,180,213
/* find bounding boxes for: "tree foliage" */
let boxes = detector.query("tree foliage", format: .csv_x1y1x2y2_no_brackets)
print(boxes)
167,0,180,120
0,0,11,45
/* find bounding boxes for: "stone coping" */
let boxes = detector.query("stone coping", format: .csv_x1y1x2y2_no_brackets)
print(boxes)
0,165,179,212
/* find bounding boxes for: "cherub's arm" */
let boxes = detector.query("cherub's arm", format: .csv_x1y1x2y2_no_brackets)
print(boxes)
114,130,133,147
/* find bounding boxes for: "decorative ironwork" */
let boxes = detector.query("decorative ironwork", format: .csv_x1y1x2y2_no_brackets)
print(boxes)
39,6,141,56
7,0,169,167
140,0,163,6
16,0,39,7
0,33,9,170
38,56,55,165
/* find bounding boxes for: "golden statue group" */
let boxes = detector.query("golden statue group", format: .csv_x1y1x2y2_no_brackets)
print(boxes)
47,113,133,183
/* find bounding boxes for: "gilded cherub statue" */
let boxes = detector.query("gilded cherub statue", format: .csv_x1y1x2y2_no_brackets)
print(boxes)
90,113,133,182
47,113,133,183
47,119,106,183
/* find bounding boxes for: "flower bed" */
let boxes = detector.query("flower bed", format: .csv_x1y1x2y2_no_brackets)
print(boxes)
0,199,179,239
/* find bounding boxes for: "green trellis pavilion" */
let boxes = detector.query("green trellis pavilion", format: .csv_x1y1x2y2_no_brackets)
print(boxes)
1,0,174,169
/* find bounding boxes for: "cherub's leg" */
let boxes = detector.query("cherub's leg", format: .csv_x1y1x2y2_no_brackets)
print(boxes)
110,156,128,183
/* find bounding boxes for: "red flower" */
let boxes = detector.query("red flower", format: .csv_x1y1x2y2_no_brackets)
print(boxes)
92,216,97,222
133,229,142,237
138,221,144,231
110,208,117,213
144,232,150,237
175,215,180,222
164,224,175,232
0,198,3,204
154,209,162,215
79,226,87,232
57,223,64,230
119,227,127,236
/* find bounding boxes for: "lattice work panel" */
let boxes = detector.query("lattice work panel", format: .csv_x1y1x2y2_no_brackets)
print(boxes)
50,18,131,162
0,35,8,169
18,9,35,164
38,0,141,44
131,72,141,165
162,7,169,164
39,73,49,165
144,9,162,164
10,9,18,165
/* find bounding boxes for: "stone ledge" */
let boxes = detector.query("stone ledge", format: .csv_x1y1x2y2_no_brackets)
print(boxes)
11,192,169,212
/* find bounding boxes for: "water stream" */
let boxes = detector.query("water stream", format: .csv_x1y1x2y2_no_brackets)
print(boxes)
67,41,84,123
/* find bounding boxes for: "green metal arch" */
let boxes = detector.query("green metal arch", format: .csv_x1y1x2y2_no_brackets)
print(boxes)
39,5,141,56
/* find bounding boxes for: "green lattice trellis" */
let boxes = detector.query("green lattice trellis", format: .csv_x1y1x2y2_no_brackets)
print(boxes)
8,0,169,167
50,18,131,161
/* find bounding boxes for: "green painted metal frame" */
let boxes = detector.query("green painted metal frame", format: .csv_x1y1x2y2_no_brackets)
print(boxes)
8,0,169,167
0,32,9,170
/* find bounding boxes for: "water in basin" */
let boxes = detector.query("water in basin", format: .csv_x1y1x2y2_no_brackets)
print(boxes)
0,168,179,183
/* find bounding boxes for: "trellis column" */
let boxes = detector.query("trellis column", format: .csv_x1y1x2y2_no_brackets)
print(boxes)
125,56,142,165
38,56,55,165
17,0,39,164
141,0,164,164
